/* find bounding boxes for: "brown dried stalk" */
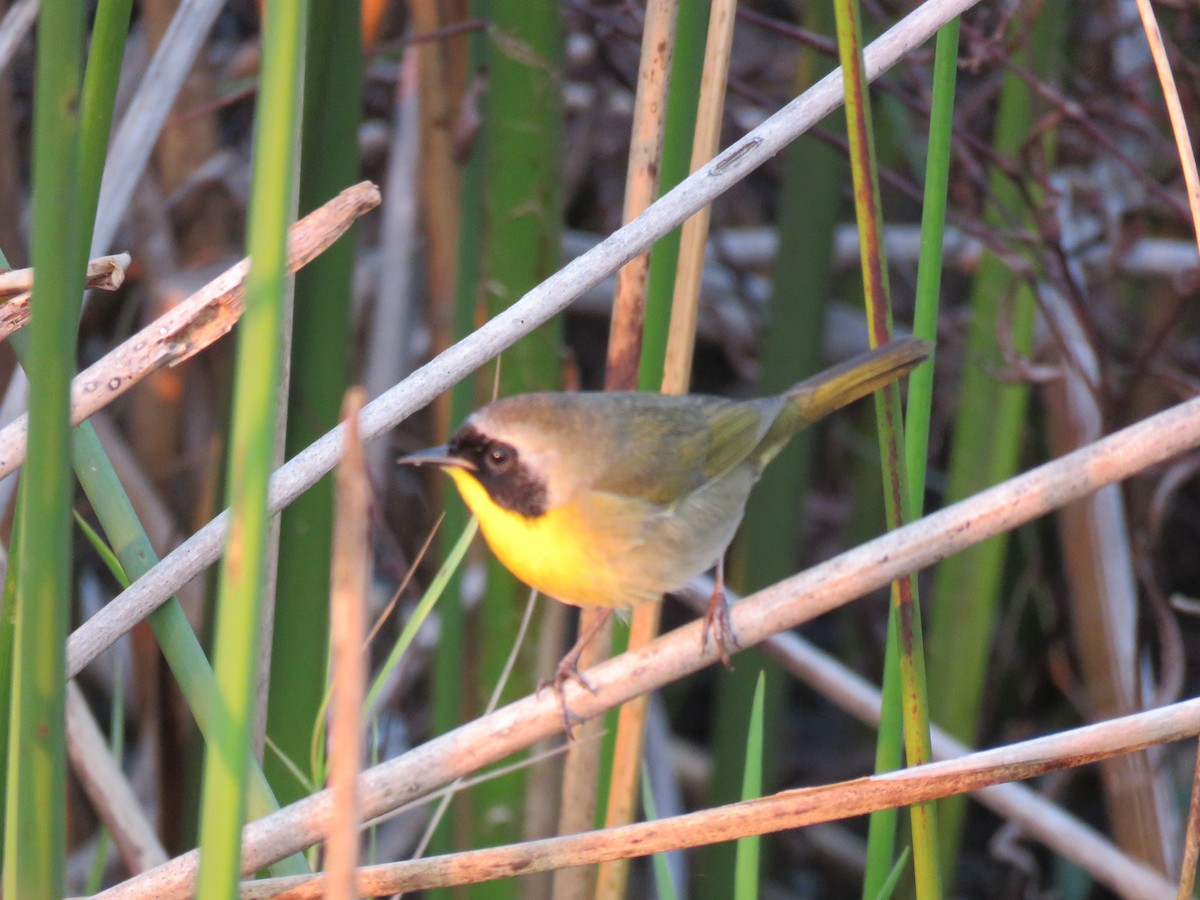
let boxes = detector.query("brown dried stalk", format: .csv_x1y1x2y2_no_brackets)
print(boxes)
325,388,371,900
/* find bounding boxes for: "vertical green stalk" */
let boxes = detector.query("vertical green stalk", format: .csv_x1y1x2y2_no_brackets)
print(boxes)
733,672,766,899
195,3,307,896
77,0,135,231
0,491,19,846
0,0,130,859
871,20,959,898
831,0,939,895
3,1,86,894
905,20,958,508
740,0,839,563
267,0,362,807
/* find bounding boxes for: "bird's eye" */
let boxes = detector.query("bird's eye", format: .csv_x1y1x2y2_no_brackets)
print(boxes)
485,444,514,471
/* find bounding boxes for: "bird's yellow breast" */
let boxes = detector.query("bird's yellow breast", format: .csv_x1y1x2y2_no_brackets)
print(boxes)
446,468,648,608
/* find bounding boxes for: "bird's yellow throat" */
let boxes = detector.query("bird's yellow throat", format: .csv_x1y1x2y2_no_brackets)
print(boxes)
445,467,630,608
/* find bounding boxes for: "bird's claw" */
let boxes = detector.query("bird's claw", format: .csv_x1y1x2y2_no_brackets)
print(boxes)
702,588,740,668
538,655,598,738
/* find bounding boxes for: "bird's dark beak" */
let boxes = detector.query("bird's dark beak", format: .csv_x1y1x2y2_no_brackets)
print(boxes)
397,445,475,471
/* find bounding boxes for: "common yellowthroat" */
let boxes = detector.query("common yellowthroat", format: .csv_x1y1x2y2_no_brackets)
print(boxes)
401,337,929,720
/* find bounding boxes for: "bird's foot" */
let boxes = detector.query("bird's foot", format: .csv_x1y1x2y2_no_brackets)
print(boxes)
538,653,598,738
701,586,740,668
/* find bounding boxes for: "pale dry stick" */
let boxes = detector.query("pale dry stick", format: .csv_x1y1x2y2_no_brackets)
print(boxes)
370,732,580,839
65,682,169,876
1133,0,1200,258
574,3,678,898
525,595,567,893
95,392,1200,899
0,0,35,75
0,254,131,341
59,739,577,900
325,388,371,900
88,0,227,258
1114,236,1200,279
0,251,129,518
0,182,380,482
68,0,985,707
592,0,686,897
244,698,1196,899
661,0,738,390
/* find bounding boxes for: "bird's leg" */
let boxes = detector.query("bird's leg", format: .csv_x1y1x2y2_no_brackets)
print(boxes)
701,558,740,667
538,608,613,736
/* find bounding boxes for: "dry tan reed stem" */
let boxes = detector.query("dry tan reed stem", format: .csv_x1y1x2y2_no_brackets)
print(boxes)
324,389,371,900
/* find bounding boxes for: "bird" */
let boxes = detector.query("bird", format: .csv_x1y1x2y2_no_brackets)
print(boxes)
400,336,930,729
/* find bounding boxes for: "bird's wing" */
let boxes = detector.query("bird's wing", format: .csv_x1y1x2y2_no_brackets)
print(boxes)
698,395,787,482
584,394,782,506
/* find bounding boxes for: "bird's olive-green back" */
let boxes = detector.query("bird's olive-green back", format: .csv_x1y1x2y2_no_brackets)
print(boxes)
469,336,929,511
471,391,790,508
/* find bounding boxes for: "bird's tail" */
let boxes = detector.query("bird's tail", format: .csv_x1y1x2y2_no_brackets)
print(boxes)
787,336,931,422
